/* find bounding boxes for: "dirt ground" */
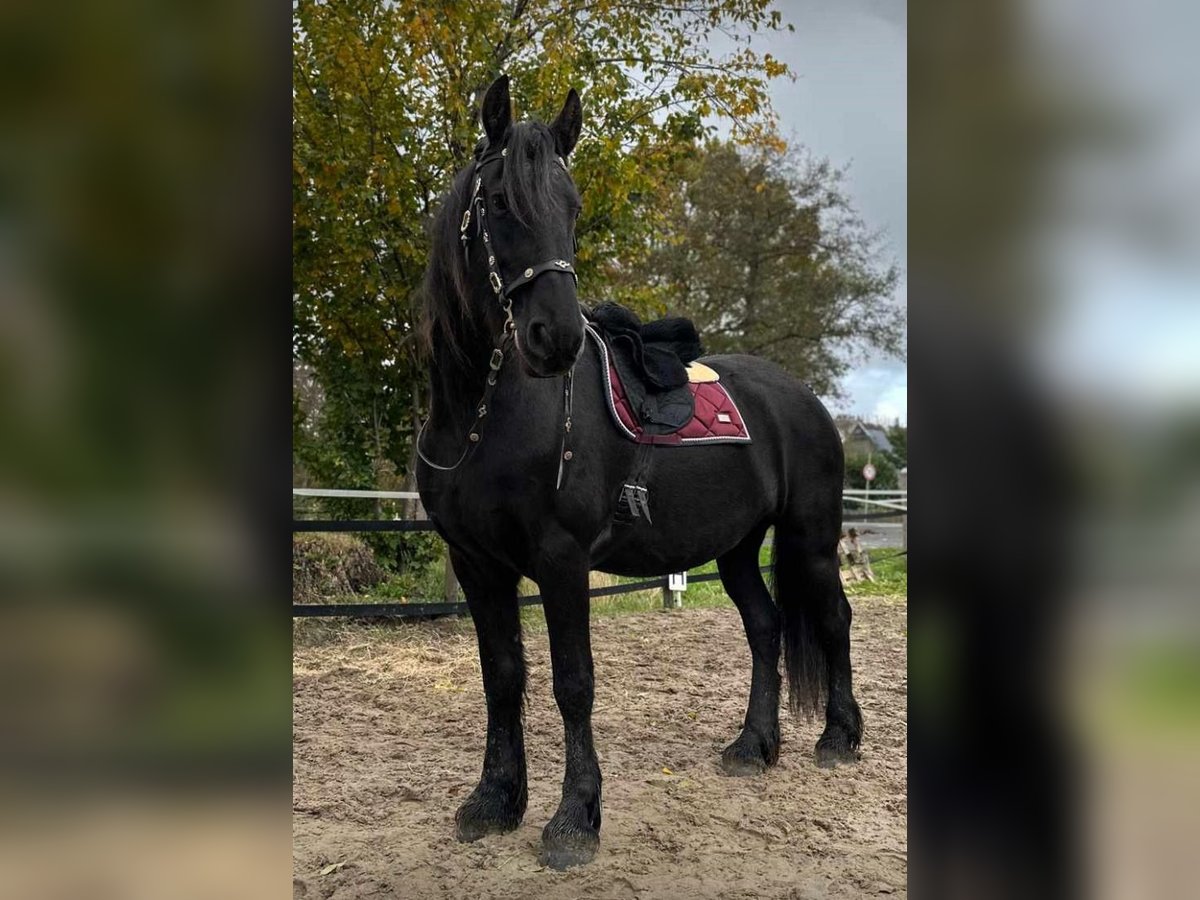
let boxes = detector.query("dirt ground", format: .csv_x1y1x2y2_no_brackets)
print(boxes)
293,596,907,899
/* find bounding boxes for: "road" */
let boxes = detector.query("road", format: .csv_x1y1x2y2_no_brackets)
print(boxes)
842,521,905,550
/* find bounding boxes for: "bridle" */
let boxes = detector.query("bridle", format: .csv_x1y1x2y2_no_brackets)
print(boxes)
416,140,581,487
459,143,578,311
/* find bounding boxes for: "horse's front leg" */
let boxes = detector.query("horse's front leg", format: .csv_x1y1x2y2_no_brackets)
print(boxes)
450,549,527,841
536,539,601,869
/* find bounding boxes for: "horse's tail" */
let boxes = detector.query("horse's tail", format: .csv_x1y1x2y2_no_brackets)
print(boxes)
770,527,828,719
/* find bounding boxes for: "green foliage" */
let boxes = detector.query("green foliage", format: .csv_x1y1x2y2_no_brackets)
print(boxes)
367,553,449,606
396,531,445,576
844,451,898,490
292,530,445,603
885,423,907,470
628,141,903,395
293,0,795,491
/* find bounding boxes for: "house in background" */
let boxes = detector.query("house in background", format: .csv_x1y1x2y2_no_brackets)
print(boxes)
841,420,894,459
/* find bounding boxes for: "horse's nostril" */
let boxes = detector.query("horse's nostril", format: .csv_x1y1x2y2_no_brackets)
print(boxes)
527,320,550,354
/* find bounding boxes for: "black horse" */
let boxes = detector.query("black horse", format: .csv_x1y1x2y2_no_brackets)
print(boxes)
417,76,862,870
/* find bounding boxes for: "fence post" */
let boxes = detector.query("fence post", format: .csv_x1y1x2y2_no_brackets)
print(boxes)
663,572,685,609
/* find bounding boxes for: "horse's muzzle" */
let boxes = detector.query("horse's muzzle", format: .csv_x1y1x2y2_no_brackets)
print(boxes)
519,320,584,377
512,273,586,376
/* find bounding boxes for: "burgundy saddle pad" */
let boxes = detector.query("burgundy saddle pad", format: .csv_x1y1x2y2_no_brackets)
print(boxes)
585,325,752,446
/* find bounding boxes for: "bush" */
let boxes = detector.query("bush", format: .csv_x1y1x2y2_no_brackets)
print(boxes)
844,452,898,490
395,530,444,573
292,533,385,602
358,528,446,574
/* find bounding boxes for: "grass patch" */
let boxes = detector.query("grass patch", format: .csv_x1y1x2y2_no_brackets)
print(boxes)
363,556,446,604
845,548,908,598
516,562,737,632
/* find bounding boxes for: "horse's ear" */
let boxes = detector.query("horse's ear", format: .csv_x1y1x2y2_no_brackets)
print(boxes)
552,88,582,157
480,75,512,145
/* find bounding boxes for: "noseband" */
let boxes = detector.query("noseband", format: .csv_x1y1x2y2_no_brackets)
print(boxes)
417,141,580,487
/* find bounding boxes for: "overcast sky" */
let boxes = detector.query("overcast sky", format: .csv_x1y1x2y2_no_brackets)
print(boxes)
714,0,907,424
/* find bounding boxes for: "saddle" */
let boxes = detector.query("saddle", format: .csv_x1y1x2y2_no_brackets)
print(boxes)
584,303,752,447
586,302,699,435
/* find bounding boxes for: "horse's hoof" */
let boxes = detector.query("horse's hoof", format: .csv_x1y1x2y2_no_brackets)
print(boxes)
539,830,599,870
454,787,524,842
720,755,767,777
455,814,519,842
720,729,778,776
720,753,768,777
815,732,861,768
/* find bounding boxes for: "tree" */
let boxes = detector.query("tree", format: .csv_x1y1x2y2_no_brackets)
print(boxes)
885,423,907,470
293,0,796,489
632,141,903,396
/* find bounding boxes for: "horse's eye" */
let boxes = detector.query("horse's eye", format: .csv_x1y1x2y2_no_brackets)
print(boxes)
490,192,507,212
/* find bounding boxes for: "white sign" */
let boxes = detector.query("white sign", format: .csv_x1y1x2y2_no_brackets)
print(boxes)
668,572,688,592
862,463,877,482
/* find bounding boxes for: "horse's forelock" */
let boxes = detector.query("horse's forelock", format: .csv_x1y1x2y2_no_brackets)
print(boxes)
501,122,559,227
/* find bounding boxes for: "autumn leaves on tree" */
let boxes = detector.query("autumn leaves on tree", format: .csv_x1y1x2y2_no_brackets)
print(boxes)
293,0,903,489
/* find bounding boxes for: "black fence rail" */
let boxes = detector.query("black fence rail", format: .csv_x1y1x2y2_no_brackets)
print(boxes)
292,505,905,620
292,570,743,620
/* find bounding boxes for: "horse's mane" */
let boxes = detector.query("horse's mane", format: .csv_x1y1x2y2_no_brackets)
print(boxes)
420,121,563,362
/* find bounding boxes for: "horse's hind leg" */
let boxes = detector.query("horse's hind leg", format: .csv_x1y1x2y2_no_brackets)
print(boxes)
774,522,864,766
450,549,528,841
717,523,782,776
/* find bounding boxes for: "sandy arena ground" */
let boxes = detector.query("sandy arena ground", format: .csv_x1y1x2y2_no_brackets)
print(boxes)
293,596,907,899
